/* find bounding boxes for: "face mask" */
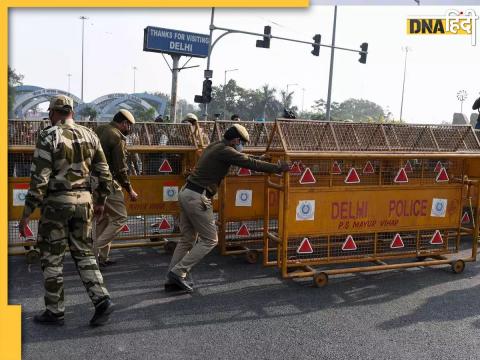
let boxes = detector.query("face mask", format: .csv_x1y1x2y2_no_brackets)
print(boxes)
122,123,132,136
234,143,244,152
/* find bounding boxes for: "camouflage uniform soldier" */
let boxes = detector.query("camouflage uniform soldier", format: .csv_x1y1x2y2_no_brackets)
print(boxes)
19,95,115,326
94,110,138,266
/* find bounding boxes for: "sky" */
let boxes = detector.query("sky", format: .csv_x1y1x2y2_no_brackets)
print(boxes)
9,5,480,124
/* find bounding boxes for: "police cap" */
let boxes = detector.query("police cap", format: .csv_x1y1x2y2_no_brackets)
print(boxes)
115,109,135,124
224,124,250,143
183,113,198,124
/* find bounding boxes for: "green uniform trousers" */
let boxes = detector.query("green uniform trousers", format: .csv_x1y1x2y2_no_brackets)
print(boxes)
37,192,110,315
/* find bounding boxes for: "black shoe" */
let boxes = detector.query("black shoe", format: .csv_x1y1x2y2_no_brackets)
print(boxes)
90,298,115,327
164,276,194,292
167,271,193,293
99,259,117,268
33,310,64,326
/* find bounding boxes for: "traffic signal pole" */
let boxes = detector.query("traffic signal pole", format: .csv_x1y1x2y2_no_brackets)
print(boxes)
326,6,337,122
203,8,216,120
201,7,368,119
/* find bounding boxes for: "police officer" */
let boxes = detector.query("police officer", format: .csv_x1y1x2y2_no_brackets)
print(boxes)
19,95,114,326
165,124,289,292
182,113,209,146
473,96,480,129
94,109,139,267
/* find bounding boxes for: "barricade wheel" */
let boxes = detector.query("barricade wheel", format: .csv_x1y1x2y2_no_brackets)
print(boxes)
451,260,465,274
164,241,177,254
245,250,259,264
26,250,40,264
313,272,329,288
416,256,427,262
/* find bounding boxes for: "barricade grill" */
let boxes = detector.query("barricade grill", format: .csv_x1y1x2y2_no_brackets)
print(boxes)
8,120,200,259
264,119,480,287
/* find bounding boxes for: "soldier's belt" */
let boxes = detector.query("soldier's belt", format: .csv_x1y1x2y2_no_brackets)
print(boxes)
47,187,91,194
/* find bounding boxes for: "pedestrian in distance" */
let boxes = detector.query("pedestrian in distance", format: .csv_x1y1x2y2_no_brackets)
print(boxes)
165,124,290,293
19,95,114,326
94,109,139,267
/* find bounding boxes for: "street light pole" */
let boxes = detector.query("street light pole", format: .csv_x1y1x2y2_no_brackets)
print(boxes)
224,68,238,119
399,46,410,122
79,16,88,102
67,73,72,94
286,83,298,108
133,66,138,93
301,88,306,114
326,5,337,122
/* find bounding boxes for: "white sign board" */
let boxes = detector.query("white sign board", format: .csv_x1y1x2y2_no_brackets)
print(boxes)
163,186,179,202
296,200,315,221
235,190,253,207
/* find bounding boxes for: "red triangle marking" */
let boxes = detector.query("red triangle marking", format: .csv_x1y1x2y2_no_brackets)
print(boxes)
363,161,375,174
390,233,405,249
296,238,314,254
236,224,250,236
289,162,302,175
237,167,252,176
158,159,173,173
394,168,409,183
332,161,342,175
434,161,443,173
299,167,316,184
19,224,34,238
342,235,357,251
404,160,413,173
345,168,361,184
430,230,444,245
120,224,130,233
159,218,172,230
436,167,449,182
461,212,471,224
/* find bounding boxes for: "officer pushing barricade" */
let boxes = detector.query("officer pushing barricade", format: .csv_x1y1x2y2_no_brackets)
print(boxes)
94,110,139,267
165,124,290,293
18,95,115,327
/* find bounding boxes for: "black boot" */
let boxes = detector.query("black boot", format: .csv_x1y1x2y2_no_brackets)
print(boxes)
33,310,64,326
167,271,193,293
164,275,194,292
90,298,115,327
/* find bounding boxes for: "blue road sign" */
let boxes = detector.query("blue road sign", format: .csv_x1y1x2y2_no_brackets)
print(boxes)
143,26,210,58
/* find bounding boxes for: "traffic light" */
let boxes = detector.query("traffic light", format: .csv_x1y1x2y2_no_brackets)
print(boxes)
202,79,212,103
311,34,321,56
256,26,271,49
359,42,368,64
194,95,205,104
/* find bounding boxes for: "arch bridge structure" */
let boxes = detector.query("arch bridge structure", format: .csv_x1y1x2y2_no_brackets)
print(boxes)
12,85,167,120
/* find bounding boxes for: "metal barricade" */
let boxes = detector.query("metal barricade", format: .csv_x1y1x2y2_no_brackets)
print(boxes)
209,120,277,263
8,120,199,259
264,119,480,286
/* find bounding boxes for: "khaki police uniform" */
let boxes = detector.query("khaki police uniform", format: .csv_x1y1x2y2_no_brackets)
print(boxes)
168,125,283,279
94,110,135,263
22,95,112,316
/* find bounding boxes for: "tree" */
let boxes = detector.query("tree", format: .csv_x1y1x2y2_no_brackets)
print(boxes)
8,66,24,117
132,106,156,122
310,98,388,122
78,106,98,121
258,84,281,121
